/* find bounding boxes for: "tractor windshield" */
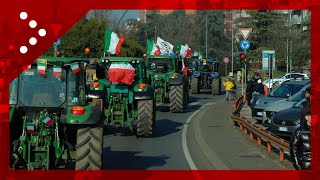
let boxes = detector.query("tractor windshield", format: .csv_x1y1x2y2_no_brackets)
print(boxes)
9,78,18,105
148,58,173,73
18,67,67,107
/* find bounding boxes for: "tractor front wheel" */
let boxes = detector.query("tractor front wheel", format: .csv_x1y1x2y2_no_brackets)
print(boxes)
170,84,185,113
75,126,103,170
136,99,155,137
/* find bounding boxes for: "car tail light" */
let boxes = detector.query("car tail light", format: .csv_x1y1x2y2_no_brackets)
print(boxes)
138,83,147,89
92,82,100,88
71,106,85,115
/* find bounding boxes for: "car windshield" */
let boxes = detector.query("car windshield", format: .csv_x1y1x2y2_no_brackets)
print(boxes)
18,68,67,107
288,87,308,102
269,84,304,98
9,78,18,105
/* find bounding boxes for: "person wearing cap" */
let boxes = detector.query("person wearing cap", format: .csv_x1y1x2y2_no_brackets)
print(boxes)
290,105,311,170
250,79,265,105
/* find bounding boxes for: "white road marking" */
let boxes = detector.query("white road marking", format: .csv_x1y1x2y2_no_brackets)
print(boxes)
188,102,201,106
182,102,216,170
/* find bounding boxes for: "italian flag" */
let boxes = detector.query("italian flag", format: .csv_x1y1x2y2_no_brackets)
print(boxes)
147,39,160,56
70,63,80,74
37,62,46,74
177,44,191,58
198,51,203,60
26,122,35,134
53,65,62,77
108,63,135,85
83,62,87,71
104,28,125,55
42,116,54,126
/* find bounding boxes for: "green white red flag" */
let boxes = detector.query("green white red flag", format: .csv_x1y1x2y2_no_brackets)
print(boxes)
26,122,35,134
108,63,135,85
53,65,62,77
70,63,80,74
147,39,160,56
104,28,125,55
42,116,54,126
156,37,174,54
37,62,46,74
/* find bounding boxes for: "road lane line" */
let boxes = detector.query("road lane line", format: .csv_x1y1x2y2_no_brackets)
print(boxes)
182,106,205,170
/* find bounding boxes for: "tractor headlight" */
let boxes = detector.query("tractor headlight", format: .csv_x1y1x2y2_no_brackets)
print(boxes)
131,60,136,64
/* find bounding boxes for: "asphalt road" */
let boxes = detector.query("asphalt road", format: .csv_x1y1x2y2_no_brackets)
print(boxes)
102,88,293,170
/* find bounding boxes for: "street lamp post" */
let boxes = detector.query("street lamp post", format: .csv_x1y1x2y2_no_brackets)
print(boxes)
206,13,208,58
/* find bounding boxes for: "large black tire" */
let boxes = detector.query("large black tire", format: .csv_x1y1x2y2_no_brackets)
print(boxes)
191,78,199,94
212,78,221,95
169,84,185,113
75,126,103,170
136,99,155,137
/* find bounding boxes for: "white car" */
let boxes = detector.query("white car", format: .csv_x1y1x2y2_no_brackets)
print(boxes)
263,73,309,89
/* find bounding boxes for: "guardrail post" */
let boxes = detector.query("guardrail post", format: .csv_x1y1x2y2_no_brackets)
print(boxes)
240,124,243,130
267,142,271,153
257,136,261,145
249,132,253,140
280,148,284,161
244,127,248,134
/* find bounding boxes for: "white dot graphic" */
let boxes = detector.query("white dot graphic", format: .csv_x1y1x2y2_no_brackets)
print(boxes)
29,20,37,28
20,46,28,54
20,12,28,20
29,37,37,45
39,29,46,37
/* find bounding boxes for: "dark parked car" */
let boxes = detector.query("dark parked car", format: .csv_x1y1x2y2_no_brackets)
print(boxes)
269,99,305,138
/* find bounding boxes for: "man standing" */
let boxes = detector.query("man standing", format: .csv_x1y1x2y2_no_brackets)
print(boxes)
290,105,311,170
223,78,234,101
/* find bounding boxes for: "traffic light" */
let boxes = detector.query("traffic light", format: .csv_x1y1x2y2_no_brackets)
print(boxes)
56,51,61,57
240,53,245,60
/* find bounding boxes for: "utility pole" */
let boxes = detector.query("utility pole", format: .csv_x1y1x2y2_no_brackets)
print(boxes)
155,25,157,41
206,13,208,58
231,10,234,75
286,10,290,73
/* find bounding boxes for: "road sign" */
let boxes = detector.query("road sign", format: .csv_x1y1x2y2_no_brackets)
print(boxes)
262,50,276,71
223,57,229,64
54,39,61,46
240,40,250,50
239,28,252,40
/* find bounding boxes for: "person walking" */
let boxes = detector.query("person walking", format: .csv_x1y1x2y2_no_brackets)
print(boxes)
223,78,234,101
251,79,265,105
231,78,237,100
290,105,311,170
300,87,311,125
245,76,258,107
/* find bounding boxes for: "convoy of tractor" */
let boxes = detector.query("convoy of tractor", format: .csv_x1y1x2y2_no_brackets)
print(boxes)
8,46,222,171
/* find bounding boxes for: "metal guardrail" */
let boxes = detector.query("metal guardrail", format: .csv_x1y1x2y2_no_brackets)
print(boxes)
231,95,291,161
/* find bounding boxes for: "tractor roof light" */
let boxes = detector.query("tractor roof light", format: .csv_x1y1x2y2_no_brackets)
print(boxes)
71,106,85,115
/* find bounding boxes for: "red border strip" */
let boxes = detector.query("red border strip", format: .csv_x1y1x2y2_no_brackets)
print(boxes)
0,0,319,179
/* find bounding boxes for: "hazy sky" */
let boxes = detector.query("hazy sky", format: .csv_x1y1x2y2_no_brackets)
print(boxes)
112,10,140,20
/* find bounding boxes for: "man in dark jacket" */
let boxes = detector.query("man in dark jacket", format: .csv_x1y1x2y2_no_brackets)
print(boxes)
300,87,311,125
246,76,257,107
290,105,311,170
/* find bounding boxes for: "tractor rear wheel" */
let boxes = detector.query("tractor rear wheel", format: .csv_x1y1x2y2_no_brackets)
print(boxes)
170,84,185,113
75,126,103,170
136,99,155,137
212,78,221,95
191,78,199,94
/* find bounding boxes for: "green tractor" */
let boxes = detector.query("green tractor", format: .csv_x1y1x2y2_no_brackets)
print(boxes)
190,59,222,95
146,55,189,113
10,57,103,170
184,55,199,89
85,57,156,137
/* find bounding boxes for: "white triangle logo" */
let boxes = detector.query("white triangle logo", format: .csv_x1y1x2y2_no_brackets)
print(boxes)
240,28,252,40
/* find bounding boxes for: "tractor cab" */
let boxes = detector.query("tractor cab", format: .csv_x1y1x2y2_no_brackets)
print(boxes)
10,56,104,170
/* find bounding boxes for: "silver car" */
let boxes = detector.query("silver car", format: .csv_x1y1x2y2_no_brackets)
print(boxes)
252,80,310,122
262,83,310,127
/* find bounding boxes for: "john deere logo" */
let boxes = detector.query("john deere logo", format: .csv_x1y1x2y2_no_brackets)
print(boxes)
282,121,286,125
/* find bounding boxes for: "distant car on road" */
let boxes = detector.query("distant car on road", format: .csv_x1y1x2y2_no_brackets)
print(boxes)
252,80,310,122
269,98,305,138
261,83,310,127
263,73,309,89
